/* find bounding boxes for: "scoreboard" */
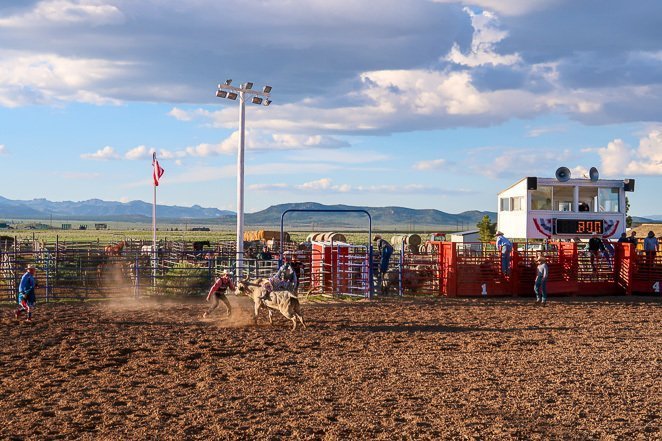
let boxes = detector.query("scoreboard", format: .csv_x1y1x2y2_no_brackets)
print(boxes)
554,219,603,235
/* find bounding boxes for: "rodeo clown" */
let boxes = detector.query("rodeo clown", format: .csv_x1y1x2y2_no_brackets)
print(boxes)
15,264,37,322
203,269,235,318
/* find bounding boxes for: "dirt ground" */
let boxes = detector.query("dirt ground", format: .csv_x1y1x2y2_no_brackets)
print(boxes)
1,295,660,440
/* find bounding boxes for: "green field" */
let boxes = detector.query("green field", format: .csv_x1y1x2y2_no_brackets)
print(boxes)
2,228,442,246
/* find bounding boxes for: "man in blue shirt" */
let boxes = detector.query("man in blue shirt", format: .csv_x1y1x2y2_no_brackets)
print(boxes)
373,235,394,293
495,231,513,276
16,264,37,321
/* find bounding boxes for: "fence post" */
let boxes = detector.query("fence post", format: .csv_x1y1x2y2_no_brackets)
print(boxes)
134,253,139,299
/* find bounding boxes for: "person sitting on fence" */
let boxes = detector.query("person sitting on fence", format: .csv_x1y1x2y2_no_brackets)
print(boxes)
373,235,394,289
495,231,513,277
588,232,605,272
260,263,297,302
534,255,549,306
203,270,235,318
15,264,37,322
617,232,629,243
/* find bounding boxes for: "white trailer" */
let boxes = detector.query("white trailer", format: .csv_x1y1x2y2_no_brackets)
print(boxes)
497,174,634,240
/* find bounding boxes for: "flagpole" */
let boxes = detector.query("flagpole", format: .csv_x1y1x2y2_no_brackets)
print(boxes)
152,153,158,289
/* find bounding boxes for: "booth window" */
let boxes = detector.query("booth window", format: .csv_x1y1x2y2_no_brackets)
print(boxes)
531,186,553,210
598,187,620,212
512,196,524,211
578,187,598,212
554,186,574,211
500,197,511,212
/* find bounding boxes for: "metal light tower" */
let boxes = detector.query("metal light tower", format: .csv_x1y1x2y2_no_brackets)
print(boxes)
216,79,272,278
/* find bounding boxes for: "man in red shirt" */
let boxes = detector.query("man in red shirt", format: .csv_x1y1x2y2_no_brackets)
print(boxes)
203,270,235,318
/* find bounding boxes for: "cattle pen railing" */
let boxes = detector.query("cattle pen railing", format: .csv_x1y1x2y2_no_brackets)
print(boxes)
1,239,659,301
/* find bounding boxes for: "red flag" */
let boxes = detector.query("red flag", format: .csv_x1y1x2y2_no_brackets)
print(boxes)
152,152,164,186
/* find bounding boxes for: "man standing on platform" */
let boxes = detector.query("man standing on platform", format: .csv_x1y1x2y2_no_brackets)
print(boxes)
495,231,512,276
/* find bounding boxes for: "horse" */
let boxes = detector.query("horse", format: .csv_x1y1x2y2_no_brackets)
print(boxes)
104,241,125,256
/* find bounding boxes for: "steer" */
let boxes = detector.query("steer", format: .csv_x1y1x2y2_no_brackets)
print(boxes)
236,279,306,331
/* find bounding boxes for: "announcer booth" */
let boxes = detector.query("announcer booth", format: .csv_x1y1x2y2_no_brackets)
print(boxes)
497,168,633,240
496,168,635,296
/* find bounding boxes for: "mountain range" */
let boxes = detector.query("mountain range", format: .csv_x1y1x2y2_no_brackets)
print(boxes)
0,196,496,228
1,196,658,228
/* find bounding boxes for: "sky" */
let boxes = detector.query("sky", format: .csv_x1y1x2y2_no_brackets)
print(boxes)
0,0,661,216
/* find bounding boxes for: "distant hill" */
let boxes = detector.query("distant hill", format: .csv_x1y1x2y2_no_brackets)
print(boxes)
0,196,233,221
237,202,496,229
0,197,496,229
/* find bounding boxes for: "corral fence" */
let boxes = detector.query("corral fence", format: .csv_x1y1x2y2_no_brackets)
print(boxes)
431,241,661,297
1,237,659,301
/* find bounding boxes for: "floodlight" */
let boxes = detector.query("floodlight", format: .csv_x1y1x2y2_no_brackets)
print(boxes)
244,82,253,90
251,97,263,105
263,85,272,93
225,79,232,85
216,90,228,98
263,99,271,106
227,92,238,100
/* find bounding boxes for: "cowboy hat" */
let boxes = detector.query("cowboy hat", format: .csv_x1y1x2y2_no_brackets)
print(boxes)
26,264,36,270
535,255,547,262
495,231,504,236
373,234,381,241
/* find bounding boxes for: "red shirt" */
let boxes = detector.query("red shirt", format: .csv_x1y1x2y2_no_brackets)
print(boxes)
209,276,235,295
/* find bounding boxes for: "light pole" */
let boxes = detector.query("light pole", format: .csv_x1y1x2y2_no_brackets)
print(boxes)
216,79,272,278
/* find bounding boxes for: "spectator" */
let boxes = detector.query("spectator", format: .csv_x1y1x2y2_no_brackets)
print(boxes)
257,245,272,260
495,231,513,276
15,264,37,322
617,232,628,243
588,232,605,272
534,255,549,306
628,230,638,246
643,231,659,270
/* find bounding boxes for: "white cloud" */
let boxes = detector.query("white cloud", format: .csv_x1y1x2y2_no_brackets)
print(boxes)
0,144,6,155
0,0,125,27
125,145,155,160
597,130,662,176
475,147,575,179
248,178,443,195
0,50,128,107
445,8,521,67
119,196,130,203
81,145,119,160
413,159,448,171
248,183,289,191
431,0,562,16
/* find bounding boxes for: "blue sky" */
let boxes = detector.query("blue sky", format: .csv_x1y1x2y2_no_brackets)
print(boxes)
0,0,661,216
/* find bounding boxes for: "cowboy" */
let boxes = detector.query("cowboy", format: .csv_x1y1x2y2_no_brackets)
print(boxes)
16,264,37,321
534,255,549,305
203,270,235,318
373,235,394,292
495,231,513,276
260,262,296,302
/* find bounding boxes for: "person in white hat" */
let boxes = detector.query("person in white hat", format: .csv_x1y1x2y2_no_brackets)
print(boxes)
204,269,234,318
495,231,513,276
534,255,549,305
15,264,37,321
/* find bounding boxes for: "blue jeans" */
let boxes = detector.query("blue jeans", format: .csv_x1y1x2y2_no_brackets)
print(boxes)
534,278,547,302
501,250,511,275
380,248,392,275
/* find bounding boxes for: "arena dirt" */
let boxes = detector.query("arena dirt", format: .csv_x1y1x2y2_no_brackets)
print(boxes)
1,296,660,440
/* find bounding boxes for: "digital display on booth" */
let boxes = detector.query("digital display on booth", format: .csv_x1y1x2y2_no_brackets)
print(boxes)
554,219,604,235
